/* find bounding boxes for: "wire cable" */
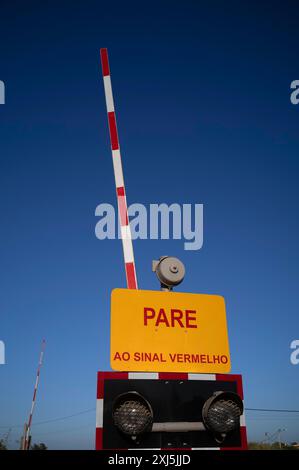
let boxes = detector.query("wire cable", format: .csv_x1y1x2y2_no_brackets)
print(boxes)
1,406,299,430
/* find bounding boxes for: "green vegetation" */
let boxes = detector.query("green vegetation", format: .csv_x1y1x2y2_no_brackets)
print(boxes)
249,441,299,450
30,442,48,450
0,439,7,450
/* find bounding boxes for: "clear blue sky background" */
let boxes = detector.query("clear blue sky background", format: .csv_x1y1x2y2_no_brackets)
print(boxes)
0,0,298,449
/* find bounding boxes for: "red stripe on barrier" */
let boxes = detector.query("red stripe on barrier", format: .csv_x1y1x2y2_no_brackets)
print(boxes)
220,426,247,450
158,373,189,380
116,186,125,196
95,427,103,450
98,371,129,381
240,426,248,449
117,194,128,226
125,262,138,289
108,112,119,150
216,374,244,400
100,49,110,77
97,378,104,399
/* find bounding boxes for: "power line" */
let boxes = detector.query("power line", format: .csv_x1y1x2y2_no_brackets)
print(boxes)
246,408,299,413
1,406,299,430
0,408,95,429
30,408,96,426
29,422,94,437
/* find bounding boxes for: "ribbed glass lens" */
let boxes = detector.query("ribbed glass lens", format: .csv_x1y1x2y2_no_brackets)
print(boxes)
205,399,242,433
113,399,153,436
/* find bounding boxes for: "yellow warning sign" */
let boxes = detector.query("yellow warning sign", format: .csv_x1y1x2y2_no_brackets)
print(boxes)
110,289,231,373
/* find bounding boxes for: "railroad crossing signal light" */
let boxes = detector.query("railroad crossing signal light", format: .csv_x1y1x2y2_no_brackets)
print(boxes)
202,391,243,442
96,372,247,450
112,392,154,438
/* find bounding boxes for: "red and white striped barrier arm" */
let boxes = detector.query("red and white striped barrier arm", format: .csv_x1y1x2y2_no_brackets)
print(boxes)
25,339,46,450
100,48,138,289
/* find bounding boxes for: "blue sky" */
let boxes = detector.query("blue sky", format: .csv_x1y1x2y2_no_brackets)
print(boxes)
0,0,298,449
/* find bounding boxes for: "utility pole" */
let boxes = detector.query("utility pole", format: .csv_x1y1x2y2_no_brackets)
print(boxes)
278,428,286,449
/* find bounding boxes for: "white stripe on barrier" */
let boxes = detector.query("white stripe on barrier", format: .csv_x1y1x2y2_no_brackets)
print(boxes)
112,150,125,188
128,448,161,450
188,374,216,381
192,447,220,450
103,76,115,112
121,227,134,262
96,399,104,428
128,372,159,380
